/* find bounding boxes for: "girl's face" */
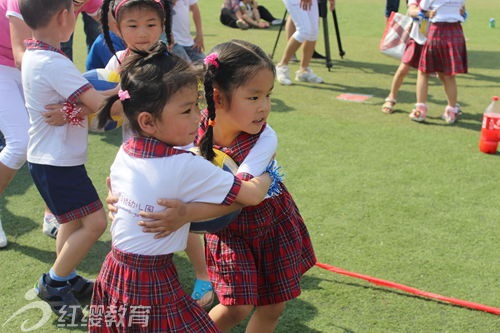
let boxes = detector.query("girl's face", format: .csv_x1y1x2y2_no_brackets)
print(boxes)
215,68,274,144
117,6,163,51
151,85,201,147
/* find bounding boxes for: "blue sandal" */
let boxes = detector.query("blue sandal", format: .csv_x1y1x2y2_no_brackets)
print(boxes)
191,279,215,310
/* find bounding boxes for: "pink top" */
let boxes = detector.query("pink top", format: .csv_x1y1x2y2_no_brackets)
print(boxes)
0,0,21,67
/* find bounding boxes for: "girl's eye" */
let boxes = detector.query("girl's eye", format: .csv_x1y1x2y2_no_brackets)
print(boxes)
249,96,258,101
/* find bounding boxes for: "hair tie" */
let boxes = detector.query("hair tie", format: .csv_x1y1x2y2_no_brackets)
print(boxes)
208,119,216,127
204,53,219,69
118,89,131,101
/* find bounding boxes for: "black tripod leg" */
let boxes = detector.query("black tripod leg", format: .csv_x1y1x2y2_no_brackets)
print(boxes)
270,10,288,60
322,13,333,70
319,0,333,70
332,9,345,58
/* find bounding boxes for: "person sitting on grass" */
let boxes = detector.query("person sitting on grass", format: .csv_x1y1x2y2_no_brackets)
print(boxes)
220,0,282,30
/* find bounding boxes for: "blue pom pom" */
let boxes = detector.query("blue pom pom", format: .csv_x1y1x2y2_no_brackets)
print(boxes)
265,160,284,197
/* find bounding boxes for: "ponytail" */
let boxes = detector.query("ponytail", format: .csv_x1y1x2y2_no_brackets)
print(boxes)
199,71,216,161
100,0,121,65
97,94,120,129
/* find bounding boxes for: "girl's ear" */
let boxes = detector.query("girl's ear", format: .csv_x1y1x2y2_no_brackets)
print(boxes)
213,88,224,108
137,112,156,136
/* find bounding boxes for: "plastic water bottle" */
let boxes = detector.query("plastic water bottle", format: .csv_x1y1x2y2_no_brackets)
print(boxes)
489,18,495,28
479,96,500,154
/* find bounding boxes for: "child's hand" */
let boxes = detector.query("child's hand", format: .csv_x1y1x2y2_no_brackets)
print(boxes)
138,199,190,238
43,104,67,126
105,177,119,222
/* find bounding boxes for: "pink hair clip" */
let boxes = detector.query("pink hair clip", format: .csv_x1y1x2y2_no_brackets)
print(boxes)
204,52,219,68
118,89,131,101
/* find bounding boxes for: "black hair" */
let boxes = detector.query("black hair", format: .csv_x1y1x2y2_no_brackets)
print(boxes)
19,0,72,30
199,40,275,161
98,42,199,135
100,0,172,64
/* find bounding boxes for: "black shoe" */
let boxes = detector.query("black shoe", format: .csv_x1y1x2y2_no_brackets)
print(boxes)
35,273,84,322
69,275,94,300
312,50,326,59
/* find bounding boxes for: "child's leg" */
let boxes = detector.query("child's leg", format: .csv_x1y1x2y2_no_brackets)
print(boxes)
246,302,286,333
209,304,254,333
52,209,107,277
439,73,458,107
416,70,429,104
388,62,411,101
185,233,214,308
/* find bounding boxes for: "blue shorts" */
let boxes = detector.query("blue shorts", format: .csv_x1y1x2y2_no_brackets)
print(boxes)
28,163,103,223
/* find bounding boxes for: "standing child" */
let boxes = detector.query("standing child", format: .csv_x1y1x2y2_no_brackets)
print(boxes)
382,0,435,114
198,40,316,332
19,0,113,322
100,0,216,309
89,42,271,332
410,0,467,124
171,0,205,64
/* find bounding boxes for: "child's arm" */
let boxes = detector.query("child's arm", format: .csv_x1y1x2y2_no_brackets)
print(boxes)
190,3,204,52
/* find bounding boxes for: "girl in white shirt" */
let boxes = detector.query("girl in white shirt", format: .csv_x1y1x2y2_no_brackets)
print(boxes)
90,42,271,332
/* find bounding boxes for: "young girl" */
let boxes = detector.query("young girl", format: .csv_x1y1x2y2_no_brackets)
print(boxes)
100,0,216,309
90,42,271,332
199,40,316,332
382,0,434,114
410,0,467,124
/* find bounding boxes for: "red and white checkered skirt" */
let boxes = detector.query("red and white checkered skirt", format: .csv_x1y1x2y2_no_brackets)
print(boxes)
89,247,220,332
402,38,424,69
205,186,316,306
418,22,467,75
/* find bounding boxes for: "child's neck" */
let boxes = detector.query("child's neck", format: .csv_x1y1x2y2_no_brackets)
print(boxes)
32,29,65,50
213,126,240,147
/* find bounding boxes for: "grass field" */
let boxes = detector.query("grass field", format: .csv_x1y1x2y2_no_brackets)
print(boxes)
1,0,499,332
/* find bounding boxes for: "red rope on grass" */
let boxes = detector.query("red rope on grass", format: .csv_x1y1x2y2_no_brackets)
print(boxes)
315,262,500,315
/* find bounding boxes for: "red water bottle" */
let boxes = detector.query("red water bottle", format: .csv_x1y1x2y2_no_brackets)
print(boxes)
479,96,500,154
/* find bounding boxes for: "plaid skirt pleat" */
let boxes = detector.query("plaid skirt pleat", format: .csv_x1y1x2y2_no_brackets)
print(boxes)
418,22,467,75
205,186,316,306
89,247,220,333
402,39,423,69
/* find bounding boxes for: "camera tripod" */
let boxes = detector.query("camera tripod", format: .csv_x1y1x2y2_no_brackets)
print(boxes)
271,0,345,71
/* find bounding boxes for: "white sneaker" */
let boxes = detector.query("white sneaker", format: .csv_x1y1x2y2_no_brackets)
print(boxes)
236,19,249,30
42,213,60,239
276,65,292,86
295,67,324,83
0,217,7,248
271,19,283,26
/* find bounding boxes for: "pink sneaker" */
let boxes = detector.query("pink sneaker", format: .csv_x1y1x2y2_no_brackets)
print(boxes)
442,105,459,124
409,103,427,122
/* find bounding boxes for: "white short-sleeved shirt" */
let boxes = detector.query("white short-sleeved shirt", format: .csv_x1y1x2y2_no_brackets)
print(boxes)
420,0,465,23
172,0,198,47
110,144,238,255
22,43,92,166
237,125,277,177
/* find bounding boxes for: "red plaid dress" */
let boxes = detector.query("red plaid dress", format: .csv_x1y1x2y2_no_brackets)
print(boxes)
197,112,316,306
418,22,467,75
89,247,220,332
402,38,424,69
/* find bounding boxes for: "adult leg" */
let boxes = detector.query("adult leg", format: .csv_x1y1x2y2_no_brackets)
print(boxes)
257,5,276,23
220,8,239,28
385,0,400,19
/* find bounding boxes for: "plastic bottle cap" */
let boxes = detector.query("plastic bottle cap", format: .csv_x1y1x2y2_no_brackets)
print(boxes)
493,96,499,101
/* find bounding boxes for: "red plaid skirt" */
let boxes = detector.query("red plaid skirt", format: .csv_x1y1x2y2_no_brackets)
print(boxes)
89,247,220,332
402,39,423,69
418,22,467,75
205,187,316,306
